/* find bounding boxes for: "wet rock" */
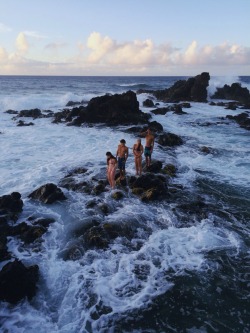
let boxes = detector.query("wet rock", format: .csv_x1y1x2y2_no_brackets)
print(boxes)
66,100,82,107
19,108,42,118
143,99,155,107
200,146,212,154
17,120,34,126
92,183,106,195
162,164,177,177
157,132,183,147
148,120,163,132
98,203,110,215
0,236,11,262
0,192,23,221
68,91,150,126
0,259,39,304
138,72,210,102
5,109,19,114
83,222,135,249
33,218,55,228
115,176,128,187
151,107,169,115
129,173,167,201
212,82,250,104
28,183,67,204
145,160,163,173
226,112,250,130
111,190,124,200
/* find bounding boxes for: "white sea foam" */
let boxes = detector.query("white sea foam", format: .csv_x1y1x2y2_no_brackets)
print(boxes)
0,76,249,332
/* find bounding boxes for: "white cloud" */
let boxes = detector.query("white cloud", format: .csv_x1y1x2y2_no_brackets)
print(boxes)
1,31,250,75
23,30,47,40
16,32,29,53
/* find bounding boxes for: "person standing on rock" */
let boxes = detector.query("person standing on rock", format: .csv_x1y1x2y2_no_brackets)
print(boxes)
106,152,117,189
116,139,129,180
141,128,154,167
133,138,144,175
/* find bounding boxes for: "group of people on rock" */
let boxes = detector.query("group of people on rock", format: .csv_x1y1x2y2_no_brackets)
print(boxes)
106,128,155,189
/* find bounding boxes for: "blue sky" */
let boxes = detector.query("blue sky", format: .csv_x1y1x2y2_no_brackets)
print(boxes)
0,0,250,75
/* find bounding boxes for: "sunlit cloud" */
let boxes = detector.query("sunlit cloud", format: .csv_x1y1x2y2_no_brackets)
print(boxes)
23,30,47,40
16,32,29,53
1,31,250,75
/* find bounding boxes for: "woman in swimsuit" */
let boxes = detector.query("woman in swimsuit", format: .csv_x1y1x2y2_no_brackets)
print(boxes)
106,152,117,189
133,139,144,175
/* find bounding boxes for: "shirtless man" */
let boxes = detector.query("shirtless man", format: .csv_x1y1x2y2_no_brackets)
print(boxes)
116,139,129,179
141,128,154,167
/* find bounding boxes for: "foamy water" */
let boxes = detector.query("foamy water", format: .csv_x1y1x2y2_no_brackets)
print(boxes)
0,76,249,332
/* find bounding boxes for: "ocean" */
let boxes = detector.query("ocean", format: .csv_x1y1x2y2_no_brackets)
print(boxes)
0,75,249,333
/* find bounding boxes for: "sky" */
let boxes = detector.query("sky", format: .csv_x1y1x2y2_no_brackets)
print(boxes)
0,0,250,76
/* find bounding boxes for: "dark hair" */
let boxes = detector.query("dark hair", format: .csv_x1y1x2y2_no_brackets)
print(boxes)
106,151,116,165
120,139,126,144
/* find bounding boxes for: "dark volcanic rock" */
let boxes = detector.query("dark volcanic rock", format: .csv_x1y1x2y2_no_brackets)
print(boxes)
0,259,39,304
17,120,34,126
211,82,250,104
66,91,150,126
143,98,155,107
145,160,163,173
137,72,210,102
157,132,183,147
5,109,19,115
226,112,250,130
19,108,42,118
162,164,177,177
129,173,167,201
28,183,67,204
148,120,163,133
0,192,23,220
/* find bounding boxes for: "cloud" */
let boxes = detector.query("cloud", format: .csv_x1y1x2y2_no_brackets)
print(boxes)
16,32,29,53
1,31,250,75
44,42,67,51
23,31,47,40
0,22,12,32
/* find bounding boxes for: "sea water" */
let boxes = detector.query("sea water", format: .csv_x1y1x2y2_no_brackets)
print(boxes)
0,75,249,333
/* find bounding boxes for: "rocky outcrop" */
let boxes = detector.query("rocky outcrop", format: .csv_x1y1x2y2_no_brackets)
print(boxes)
0,259,39,304
137,72,210,102
226,112,250,130
19,108,42,118
64,91,150,126
157,132,183,147
28,183,67,204
0,192,23,221
17,120,34,126
129,173,167,201
143,99,155,107
211,82,250,104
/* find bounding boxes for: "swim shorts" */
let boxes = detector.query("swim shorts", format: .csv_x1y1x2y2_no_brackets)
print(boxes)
144,146,152,157
118,157,126,170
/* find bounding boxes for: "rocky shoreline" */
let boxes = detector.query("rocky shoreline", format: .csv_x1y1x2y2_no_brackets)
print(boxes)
1,72,250,304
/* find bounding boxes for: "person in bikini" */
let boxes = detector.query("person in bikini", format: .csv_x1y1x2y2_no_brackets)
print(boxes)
133,138,144,175
116,139,129,180
106,152,117,189
141,128,154,167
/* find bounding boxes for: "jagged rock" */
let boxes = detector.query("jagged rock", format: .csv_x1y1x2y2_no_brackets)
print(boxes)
145,160,163,173
143,99,155,107
66,100,82,107
92,183,106,195
19,108,42,118
200,146,212,154
157,132,183,146
148,120,163,132
151,107,169,115
64,91,150,126
0,192,23,221
17,120,34,126
5,109,19,114
0,236,10,262
0,259,39,304
129,173,167,201
137,72,210,102
111,190,124,200
162,164,177,177
226,112,250,130
28,183,67,204
212,82,250,104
